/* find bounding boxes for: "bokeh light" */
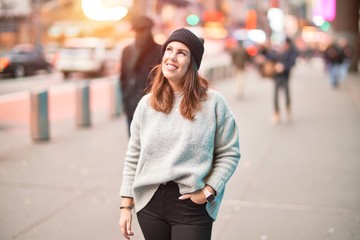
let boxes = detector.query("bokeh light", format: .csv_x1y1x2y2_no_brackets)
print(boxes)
81,0,128,21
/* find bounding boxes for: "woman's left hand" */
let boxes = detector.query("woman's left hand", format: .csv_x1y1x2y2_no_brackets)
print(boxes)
179,189,207,204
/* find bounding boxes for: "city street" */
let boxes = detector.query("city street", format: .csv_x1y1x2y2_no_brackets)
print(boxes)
0,57,359,240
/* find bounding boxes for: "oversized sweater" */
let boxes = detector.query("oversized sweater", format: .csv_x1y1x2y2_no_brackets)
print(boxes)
120,88,241,220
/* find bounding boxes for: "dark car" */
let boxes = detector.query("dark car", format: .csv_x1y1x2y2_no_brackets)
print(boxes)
0,44,53,78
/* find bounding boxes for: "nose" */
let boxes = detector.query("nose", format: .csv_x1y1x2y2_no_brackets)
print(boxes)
169,52,177,62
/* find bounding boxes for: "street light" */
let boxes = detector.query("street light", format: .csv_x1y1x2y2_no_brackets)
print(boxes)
81,0,129,21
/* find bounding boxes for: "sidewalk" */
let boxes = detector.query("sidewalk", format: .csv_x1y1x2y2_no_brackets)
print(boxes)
0,58,359,240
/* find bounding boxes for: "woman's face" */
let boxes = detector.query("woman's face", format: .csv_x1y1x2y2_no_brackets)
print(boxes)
162,41,191,92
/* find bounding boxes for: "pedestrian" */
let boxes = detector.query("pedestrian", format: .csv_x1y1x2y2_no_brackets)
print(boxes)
323,41,343,88
120,15,162,136
337,37,352,81
230,42,250,99
118,28,241,240
271,37,298,125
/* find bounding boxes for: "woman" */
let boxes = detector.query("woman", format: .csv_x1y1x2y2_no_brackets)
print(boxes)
119,28,241,240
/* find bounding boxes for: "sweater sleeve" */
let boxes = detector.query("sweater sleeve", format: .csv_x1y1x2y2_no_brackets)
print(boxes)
205,94,241,195
119,98,143,197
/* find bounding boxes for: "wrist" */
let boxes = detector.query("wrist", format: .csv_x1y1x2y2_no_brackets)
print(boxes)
120,196,134,208
202,187,215,202
119,206,133,210
205,185,215,195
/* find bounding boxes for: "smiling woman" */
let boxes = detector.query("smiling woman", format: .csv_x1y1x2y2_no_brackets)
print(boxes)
81,0,128,21
119,28,241,240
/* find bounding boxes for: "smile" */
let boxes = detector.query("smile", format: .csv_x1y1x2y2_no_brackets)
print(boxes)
165,63,178,70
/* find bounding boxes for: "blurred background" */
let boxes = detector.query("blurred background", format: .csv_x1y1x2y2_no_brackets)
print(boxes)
0,0,359,81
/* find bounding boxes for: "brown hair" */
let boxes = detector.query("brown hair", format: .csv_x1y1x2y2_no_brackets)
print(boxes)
147,57,208,120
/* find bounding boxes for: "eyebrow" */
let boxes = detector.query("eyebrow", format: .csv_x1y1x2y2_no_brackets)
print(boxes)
168,44,189,54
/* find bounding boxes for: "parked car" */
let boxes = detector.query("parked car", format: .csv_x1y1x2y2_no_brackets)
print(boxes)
0,44,53,78
54,37,110,78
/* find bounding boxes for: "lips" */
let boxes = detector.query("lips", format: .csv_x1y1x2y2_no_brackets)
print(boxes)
165,63,178,70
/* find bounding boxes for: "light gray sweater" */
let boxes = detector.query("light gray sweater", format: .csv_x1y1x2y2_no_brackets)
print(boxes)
120,88,241,220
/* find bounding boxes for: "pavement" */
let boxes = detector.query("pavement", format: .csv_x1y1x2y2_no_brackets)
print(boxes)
0,57,359,240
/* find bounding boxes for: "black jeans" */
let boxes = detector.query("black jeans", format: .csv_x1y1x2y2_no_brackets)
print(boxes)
137,181,214,240
274,77,290,113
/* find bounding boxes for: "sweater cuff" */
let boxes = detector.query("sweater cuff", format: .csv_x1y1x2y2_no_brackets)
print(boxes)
206,175,225,196
120,186,133,198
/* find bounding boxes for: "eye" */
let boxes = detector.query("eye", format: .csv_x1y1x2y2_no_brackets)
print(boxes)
166,46,172,52
178,51,187,56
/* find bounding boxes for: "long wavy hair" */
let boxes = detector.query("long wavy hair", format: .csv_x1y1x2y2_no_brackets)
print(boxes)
147,56,208,120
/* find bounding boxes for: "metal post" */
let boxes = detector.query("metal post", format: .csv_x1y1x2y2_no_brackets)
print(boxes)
206,68,214,81
109,78,122,118
214,66,220,81
30,89,50,141
76,82,91,127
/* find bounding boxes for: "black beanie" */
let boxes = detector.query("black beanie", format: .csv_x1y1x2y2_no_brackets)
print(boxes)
161,28,205,70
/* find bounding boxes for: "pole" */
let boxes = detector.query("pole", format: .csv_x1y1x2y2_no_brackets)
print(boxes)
76,81,91,127
30,89,50,141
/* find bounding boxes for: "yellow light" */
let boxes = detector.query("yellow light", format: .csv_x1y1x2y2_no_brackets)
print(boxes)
154,33,167,45
203,22,228,39
81,0,128,21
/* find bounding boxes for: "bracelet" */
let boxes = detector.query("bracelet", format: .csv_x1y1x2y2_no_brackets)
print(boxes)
119,206,133,210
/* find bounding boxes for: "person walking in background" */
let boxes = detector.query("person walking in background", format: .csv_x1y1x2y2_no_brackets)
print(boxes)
271,37,298,125
230,42,250,99
119,28,241,240
337,37,352,81
323,40,343,89
120,15,162,136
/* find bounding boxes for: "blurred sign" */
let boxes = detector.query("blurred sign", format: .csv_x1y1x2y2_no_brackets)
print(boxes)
245,10,257,29
0,0,31,17
203,11,225,22
312,0,336,21
82,0,128,21
102,0,133,8
270,0,279,8
267,8,284,32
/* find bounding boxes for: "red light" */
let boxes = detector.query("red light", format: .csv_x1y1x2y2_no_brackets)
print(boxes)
0,57,10,70
203,10,225,22
246,46,258,56
270,0,280,8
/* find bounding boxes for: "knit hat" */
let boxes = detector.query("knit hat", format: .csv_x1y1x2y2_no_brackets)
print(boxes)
161,28,205,69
